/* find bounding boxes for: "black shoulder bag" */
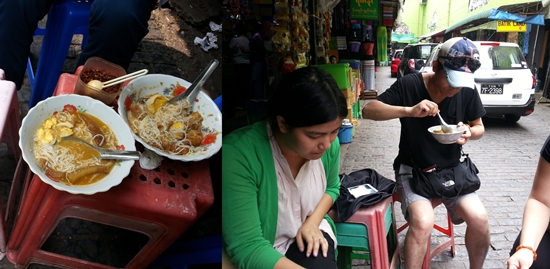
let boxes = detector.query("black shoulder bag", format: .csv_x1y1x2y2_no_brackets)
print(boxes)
411,93,481,199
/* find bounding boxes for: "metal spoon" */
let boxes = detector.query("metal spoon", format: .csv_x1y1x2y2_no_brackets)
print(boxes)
165,59,219,106
87,69,149,91
437,112,453,134
55,136,140,160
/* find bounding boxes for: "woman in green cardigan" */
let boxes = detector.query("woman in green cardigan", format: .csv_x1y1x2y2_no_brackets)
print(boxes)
222,67,348,269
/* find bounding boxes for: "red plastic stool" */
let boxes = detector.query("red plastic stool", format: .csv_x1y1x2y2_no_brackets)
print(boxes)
7,159,214,269
329,196,400,269
6,69,215,268
392,193,455,269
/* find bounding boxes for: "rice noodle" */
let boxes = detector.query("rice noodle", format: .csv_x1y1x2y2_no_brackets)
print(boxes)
128,93,209,155
33,109,117,185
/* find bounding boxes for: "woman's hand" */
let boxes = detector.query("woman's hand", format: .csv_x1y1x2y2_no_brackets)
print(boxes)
507,248,535,269
295,222,328,258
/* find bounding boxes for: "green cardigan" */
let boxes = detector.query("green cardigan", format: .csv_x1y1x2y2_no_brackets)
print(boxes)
222,120,341,269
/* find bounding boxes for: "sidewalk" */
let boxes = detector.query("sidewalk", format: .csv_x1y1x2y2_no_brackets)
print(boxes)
341,66,543,268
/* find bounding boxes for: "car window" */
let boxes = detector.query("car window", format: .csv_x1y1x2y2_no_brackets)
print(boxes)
479,46,528,70
395,51,403,59
417,46,434,59
423,46,440,69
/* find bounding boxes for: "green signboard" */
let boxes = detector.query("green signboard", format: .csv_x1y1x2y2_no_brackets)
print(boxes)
350,0,379,20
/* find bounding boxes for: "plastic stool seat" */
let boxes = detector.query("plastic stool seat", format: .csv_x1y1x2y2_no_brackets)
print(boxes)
393,193,456,269
329,196,400,269
27,0,93,108
0,72,22,260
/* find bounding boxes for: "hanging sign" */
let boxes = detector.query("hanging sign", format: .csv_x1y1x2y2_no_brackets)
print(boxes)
496,20,527,32
350,0,379,20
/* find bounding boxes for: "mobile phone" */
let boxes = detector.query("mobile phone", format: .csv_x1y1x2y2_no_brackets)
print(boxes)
348,183,378,198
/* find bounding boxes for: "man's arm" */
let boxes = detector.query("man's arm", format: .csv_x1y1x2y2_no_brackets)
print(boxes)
362,99,439,121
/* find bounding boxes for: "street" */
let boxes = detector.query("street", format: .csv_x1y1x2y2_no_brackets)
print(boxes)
341,66,548,268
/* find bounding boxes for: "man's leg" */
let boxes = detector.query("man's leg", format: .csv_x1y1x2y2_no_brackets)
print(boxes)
396,164,435,269
0,0,52,89
450,195,490,269
76,0,157,70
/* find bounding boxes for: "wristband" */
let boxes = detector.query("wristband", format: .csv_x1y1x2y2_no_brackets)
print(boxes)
516,245,537,261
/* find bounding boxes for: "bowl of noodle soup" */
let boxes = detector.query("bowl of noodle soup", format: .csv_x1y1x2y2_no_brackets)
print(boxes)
19,94,136,195
117,74,222,162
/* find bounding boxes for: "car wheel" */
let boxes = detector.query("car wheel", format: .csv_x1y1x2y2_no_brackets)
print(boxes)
504,114,521,123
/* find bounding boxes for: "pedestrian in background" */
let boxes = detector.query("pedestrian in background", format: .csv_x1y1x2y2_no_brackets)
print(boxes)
249,20,269,100
228,22,251,110
362,37,490,269
507,134,550,269
0,0,157,90
222,67,347,269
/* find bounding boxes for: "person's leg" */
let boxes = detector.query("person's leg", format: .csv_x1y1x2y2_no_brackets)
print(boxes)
395,164,435,269
446,193,490,269
76,0,156,70
510,230,550,269
0,0,53,89
285,231,337,269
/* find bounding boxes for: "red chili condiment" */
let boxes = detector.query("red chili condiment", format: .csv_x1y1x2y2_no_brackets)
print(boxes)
80,69,120,94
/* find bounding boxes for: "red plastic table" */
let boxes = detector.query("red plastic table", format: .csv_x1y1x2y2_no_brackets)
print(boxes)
6,71,215,269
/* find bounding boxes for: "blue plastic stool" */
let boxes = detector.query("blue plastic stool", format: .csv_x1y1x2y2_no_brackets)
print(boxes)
27,0,93,108
153,234,222,269
214,95,222,111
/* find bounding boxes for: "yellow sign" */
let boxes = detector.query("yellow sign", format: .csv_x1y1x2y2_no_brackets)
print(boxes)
496,20,527,32
350,0,378,20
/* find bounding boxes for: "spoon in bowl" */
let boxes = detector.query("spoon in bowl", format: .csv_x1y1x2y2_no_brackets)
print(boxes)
437,112,453,134
165,59,219,107
87,69,149,91
55,136,140,160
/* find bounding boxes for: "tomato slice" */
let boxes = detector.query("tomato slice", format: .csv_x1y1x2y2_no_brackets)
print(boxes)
62,104,77,114
116,145,125,150
174,85,187,96
201,134,217,145
124,96,132,111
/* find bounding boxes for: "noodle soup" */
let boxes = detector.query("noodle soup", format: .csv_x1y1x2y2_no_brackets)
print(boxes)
33,104,121,185
123,83,218,156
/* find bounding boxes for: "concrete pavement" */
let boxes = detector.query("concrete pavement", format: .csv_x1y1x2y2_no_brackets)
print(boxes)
342,66,547,268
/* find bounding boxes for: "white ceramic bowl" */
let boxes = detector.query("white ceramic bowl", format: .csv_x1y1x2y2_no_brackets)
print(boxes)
19,94,136,195
428,125,466,144
117,74,222,162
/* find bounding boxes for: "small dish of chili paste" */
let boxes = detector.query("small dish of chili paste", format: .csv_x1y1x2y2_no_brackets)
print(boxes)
75,57,126,105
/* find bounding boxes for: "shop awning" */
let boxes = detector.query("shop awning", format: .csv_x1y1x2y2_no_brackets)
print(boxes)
446,7,545,33
418,29,446,39
460,21,497,34
445,9,495,33
391,33,417,43
488,9,545,25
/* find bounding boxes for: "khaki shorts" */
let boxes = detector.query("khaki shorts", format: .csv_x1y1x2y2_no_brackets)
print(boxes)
395,163,477,225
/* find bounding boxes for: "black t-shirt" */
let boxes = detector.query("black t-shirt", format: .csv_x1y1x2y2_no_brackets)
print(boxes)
540,134,550,164
377,73,486,170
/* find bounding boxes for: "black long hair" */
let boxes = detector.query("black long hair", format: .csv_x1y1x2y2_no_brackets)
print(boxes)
267,67,348,130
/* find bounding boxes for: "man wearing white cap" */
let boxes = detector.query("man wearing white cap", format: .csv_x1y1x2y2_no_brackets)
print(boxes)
362,37,490,269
